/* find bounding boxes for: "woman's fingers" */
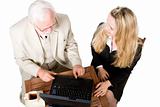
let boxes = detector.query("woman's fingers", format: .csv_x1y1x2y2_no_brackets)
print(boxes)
94,88,106,97
100,74,108,81
95,82,102,89
94,82,109,97
94,91,102,97
105,71,109,77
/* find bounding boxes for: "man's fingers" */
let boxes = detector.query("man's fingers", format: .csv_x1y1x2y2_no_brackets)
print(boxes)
49,71,57,75
73,71,77,79
48,74,54,79
77,68,84,76
77,71,81,76
43,76,54,82
46,72,55,81
73,65,85,78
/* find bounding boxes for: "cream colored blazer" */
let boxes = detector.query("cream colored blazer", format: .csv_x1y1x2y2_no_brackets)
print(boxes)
10,13,82,77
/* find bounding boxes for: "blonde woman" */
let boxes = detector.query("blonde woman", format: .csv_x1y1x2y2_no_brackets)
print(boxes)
91,7,144,107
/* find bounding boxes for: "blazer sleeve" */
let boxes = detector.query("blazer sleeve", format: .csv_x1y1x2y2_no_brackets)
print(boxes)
65,16,82,67
91,22,105,67
91,46,103,67
10,26,40,77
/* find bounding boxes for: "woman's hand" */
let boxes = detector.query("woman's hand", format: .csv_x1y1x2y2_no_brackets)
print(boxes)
94,81,111,97
98,67,109,81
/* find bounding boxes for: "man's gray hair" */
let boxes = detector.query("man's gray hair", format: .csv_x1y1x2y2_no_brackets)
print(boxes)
28,0,56,23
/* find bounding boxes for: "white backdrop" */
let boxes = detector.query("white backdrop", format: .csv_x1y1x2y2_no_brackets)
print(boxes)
0,0,160,107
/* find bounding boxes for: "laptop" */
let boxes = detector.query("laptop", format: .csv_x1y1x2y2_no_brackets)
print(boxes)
40,75,93,107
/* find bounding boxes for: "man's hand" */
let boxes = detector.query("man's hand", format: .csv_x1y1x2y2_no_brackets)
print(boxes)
37,68,57,82
73,65,85,78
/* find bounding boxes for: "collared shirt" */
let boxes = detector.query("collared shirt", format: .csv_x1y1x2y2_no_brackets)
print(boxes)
36,31,57,70
39,33,53,63
35,20,59,70
106,36,117,52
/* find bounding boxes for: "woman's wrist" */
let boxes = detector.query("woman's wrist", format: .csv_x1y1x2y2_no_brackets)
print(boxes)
105,80,113,90
96,65,103,69
97,66,104,72
104,80,111,87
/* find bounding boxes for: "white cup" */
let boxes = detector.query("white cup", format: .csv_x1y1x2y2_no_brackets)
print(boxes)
24,91,45,107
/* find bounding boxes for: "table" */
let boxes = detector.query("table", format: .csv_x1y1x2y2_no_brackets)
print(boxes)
25,66,109,107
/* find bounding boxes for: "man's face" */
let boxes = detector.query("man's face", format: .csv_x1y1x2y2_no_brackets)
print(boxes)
34,9,56,36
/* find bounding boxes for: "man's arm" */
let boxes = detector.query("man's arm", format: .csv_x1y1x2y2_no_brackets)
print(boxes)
91,46,103,67
64,16,84,78
10,27,56,81
10,27,40,77
65,16,82,67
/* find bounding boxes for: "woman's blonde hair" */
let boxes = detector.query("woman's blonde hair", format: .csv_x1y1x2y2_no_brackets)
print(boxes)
92,24,108,53
92,6,139,68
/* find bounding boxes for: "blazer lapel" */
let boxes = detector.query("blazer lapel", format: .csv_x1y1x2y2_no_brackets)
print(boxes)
56,31,66,63
50,30,58,59
24,20,44,64
50,23,66,64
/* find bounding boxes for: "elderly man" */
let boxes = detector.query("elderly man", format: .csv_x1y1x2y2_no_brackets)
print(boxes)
10,0,85,103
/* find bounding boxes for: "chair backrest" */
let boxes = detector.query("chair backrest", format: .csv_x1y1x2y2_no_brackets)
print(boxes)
138,37,146,45
130,37,146,69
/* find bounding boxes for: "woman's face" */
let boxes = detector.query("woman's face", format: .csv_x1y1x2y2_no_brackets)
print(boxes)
105,14,117,38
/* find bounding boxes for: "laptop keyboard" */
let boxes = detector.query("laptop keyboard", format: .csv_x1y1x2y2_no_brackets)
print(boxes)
50,76,93,100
